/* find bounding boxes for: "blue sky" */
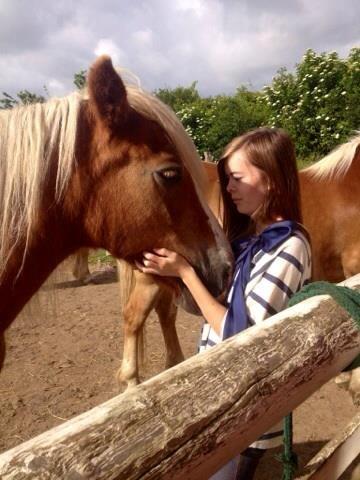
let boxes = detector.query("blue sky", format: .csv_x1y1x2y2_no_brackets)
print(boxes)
1,0,359,98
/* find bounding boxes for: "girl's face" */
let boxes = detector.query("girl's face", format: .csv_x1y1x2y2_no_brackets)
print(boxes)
225,149,268,218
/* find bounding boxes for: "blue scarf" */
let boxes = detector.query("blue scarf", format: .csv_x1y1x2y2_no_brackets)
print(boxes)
222,220,300,340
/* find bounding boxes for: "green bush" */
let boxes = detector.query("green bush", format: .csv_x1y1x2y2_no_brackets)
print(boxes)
262,48,360,157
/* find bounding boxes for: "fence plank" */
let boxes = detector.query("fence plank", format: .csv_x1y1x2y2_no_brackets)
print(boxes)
296,413,360,480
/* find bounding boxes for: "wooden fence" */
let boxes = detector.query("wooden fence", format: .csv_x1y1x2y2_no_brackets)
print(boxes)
0,275,359,479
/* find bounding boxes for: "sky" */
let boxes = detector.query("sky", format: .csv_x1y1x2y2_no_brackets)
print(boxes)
1,0,359,99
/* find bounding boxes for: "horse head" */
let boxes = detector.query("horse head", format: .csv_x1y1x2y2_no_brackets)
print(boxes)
66,56,232,308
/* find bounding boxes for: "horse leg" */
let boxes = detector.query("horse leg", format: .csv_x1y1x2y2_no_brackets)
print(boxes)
117,275,160,389
72,247,91,283
155,287,184,369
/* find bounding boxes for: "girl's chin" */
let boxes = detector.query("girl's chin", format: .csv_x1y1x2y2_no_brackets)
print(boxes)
235,206,248,215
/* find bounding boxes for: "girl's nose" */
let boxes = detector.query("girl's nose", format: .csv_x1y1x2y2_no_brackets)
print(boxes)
226,177,234,193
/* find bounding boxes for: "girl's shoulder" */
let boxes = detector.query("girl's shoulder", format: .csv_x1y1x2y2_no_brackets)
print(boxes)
252,229,311,267
280,229,311,256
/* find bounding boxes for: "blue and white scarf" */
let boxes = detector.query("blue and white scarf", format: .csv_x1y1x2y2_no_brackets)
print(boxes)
222,220,300,340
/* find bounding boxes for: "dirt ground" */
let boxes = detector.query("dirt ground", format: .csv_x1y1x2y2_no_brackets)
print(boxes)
1,260,359,479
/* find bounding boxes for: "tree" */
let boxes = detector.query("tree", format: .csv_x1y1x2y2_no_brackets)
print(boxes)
154,82,200,112
0,89,45,109
176,88,269,159
262,48,360,158
74,70,87,90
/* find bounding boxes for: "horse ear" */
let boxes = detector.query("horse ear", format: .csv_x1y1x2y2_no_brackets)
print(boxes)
87,56,129,129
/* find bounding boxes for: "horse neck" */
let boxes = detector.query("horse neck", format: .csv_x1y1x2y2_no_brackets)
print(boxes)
0,227,74,332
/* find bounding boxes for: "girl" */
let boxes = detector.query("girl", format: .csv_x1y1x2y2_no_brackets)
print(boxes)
137,127,312,480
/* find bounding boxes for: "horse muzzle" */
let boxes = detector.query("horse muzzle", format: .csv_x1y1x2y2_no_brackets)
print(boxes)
177,246,233,315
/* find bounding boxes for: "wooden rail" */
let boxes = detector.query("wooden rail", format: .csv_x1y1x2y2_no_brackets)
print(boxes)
0,275,359,479
296,412,360,480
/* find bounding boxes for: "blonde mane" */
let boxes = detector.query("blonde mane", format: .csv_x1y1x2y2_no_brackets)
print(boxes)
303,132,360,180
0,93,81,277
0,70,206,279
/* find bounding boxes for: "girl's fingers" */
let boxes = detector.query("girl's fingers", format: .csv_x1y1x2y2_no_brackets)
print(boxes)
135,260,144,271
135,260,159,276
153,247,170,256
143,259,156,267
136,258,158,269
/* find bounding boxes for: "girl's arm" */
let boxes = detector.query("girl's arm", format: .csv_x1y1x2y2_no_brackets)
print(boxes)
137,248,227,336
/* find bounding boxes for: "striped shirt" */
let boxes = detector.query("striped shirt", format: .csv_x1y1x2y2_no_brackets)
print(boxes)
198,229,312,448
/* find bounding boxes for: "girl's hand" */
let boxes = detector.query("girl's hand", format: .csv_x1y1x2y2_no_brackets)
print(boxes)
136,248,192,279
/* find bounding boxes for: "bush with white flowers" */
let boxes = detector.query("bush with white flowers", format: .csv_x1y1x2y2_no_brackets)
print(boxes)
262,48,360,159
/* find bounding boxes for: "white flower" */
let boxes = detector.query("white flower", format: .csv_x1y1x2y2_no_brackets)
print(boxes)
341,91,346,95
334,133,340,139
325,116,330,120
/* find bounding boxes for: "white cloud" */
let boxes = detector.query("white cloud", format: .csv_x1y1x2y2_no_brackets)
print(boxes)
0,0,359,97
132,29,153,47
94,39,126,66
175,0,207,17
48,79,67,97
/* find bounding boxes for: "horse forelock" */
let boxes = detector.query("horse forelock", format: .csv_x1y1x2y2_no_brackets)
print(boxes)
303,131,360,180
124,85,207,194
0,93,82,276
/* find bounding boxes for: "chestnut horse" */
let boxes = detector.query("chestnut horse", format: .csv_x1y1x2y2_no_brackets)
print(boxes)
0,56,233,373
74,134,360,391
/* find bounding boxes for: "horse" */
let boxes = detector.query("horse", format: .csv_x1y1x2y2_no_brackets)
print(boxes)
300,134,360,281
0,56,233,373
73,134,360,395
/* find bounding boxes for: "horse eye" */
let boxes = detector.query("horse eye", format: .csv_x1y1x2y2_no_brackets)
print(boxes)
160,169,180,179
154,167,182,185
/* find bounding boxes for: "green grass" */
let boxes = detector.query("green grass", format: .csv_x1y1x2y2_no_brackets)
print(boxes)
88,249,116,266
